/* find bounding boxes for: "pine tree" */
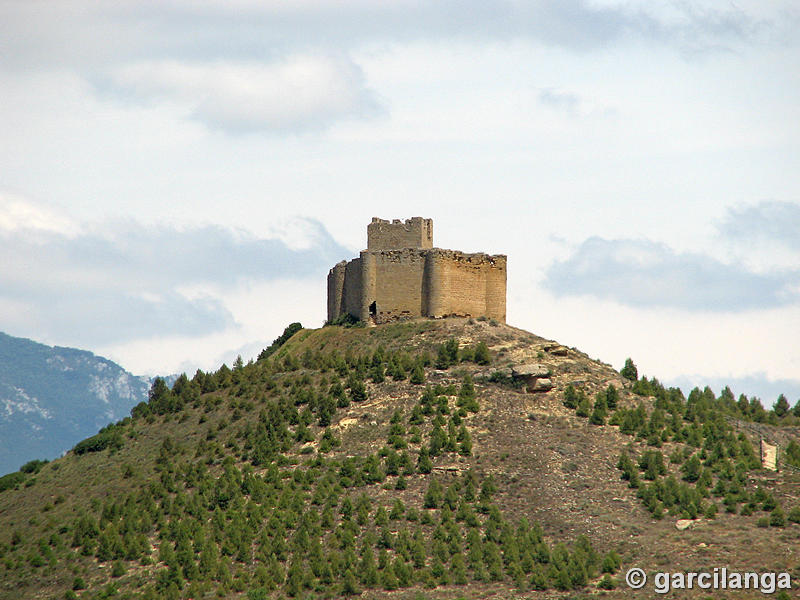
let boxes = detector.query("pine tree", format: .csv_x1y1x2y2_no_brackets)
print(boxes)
576,395,592,418
451,552,469,584
417,447,433,474
381,566,399,590
590,394,607,425
774,394,790,417
285,561,303,597
410,364,426,385
563,384,579,409
605,384,619,410
681,455,701,482
474,342,491,365
620,358,638,381
342,568,359,595
424,479,443,509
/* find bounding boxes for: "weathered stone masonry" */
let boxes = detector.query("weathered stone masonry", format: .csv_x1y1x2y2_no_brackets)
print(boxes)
327,217,506,324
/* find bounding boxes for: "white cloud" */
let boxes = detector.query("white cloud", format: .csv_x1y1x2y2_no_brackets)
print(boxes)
108,55,382,133
0,193,79,236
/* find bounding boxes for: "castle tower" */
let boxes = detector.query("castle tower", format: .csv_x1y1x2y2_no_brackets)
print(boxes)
367,217,433,250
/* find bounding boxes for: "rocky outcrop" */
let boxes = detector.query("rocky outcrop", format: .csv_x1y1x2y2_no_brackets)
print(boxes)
531,378,553,392
544,344,569,356
512,364,550,378
512,363,553,393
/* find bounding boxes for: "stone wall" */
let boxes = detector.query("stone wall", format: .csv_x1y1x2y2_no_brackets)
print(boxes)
326,261,345,321
373,249,427,321
328,248,506,324
327,217,506,324
343,257,362,319
326,258,363,322
367,217,433,251
426,250,506,322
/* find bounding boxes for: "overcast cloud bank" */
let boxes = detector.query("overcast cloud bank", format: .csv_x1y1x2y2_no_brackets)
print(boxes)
545,201,800,311
0,201,347,347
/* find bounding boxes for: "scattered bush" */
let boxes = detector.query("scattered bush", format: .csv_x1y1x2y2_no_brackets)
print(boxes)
258,322,303,360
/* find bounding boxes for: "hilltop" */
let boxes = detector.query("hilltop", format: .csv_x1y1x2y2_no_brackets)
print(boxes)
0,331,150,475
0,318,798,600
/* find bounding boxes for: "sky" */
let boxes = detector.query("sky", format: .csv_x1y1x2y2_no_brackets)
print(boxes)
1,0,799,405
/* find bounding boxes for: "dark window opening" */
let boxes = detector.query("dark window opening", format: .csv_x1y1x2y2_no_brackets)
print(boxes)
369,301,377,317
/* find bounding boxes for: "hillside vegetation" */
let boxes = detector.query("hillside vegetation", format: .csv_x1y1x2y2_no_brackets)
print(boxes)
0,318,798,600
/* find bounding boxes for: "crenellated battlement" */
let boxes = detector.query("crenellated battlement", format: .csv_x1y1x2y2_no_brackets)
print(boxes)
367,217,433,251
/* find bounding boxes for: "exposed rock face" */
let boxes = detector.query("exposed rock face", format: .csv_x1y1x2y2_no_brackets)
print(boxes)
544,344,569,356
761,440,777,471
512,364,550,378
531,378,553,392
511,363,553,393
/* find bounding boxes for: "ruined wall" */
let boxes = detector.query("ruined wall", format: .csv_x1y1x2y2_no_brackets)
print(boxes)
328,217,506,324
328,248,506,324
367,217,433,251
326,261,346,322
327,258,362,323
425,250,506,322
343,257,362,321
372,249,427,322
485,254,507,321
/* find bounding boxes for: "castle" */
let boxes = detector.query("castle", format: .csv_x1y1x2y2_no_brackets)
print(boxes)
327,218,506,324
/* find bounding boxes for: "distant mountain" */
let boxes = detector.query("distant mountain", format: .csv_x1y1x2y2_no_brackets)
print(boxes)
0,331,150,475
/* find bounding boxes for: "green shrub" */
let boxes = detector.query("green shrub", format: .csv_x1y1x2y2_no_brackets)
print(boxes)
19,459,48,474
0,472,25,493
787,506,800,523
410,364,426,385
247,587,269,600
111,561,126,577
258,322,303,360
474,342,491,365
73,425,124,455
563,385,578,409
770,507,786,527
598,574,617,589
435,339,459,369
601,550,621,574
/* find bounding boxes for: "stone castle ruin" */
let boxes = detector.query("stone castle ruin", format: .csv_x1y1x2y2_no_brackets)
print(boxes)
327,217,506,324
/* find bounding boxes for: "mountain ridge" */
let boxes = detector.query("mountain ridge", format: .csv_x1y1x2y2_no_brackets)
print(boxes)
0,331,151,474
